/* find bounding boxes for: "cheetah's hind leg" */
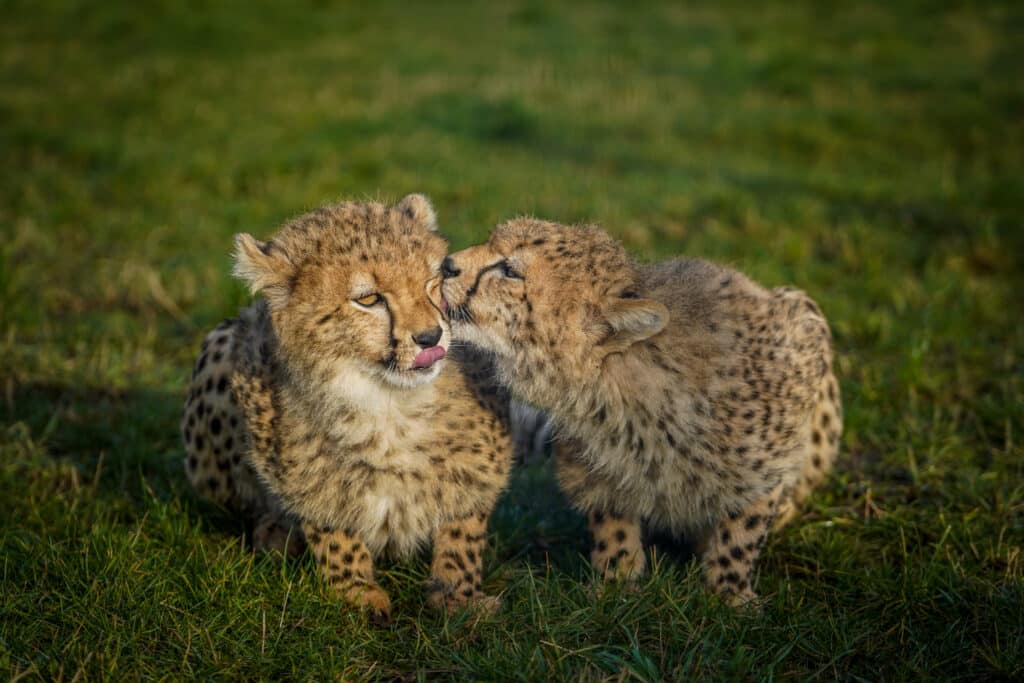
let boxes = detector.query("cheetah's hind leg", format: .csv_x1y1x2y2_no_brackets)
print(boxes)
184,319,300,559
182,321,251,511
774,371,842,530
701,484,782,606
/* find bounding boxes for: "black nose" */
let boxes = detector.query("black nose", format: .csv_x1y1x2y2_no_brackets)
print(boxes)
413,326,443,348
441,257,460,279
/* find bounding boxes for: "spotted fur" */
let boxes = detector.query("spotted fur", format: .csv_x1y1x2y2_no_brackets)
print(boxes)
441,218,841,604
182,196,513,621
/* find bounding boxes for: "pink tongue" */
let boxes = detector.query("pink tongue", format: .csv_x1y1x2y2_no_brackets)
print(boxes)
412,346,446,369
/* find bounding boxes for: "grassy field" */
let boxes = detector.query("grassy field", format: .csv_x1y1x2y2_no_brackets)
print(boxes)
2,0,1022,679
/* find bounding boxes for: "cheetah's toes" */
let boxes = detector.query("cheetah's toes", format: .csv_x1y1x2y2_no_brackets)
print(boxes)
588,570,646,601
722,587,762,611
425,582,502,616
342,582,393,626
592,547,647,585
430,592,502,617
466,593,502,616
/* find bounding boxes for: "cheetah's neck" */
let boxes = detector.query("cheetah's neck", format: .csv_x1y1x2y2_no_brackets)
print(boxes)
277,359,439,445
501,345,690,444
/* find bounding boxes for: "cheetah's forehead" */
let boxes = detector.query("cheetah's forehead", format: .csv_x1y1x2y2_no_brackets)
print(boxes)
269,201,448,272
491,218,624,257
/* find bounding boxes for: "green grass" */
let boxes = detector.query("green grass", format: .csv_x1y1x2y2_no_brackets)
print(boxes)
2,0,1022,679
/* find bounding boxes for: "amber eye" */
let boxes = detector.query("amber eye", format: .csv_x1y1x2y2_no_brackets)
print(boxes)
354,293,383,307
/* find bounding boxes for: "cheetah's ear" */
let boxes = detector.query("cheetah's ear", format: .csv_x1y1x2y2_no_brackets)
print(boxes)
597,297,669,356
397,193,438,231
232,233,294,297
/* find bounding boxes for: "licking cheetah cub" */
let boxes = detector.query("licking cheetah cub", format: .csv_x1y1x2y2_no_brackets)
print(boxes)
182,196,512,621
441,218,841,604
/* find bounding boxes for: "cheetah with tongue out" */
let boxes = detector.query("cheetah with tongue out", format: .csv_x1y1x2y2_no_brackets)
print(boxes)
441,218,841,604
181,195,512,621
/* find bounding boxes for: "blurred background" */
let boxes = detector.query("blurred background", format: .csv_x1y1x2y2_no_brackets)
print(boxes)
1,1,1021,679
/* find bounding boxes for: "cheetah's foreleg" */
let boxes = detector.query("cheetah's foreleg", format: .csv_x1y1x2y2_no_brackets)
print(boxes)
425,512,499,615
302,523,391,625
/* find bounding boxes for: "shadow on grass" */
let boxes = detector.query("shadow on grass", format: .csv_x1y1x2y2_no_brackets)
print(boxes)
4,380,182,485
4,379,709,584
1,378,253,538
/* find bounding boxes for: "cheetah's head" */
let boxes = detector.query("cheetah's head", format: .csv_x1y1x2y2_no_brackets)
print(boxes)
233,194,450,389
441,218,668,382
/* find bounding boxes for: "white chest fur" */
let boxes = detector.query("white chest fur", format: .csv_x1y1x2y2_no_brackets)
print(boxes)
297,366,440,556
324,367,433,462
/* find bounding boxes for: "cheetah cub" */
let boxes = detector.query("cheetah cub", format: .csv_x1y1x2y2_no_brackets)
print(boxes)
182,196,512,621
441,219,841,604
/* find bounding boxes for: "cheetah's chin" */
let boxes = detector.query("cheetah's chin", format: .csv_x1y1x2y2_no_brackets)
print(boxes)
381,360,445,388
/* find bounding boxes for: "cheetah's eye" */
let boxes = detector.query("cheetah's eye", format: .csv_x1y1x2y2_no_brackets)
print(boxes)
354,293,383,307
500,260,523,280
